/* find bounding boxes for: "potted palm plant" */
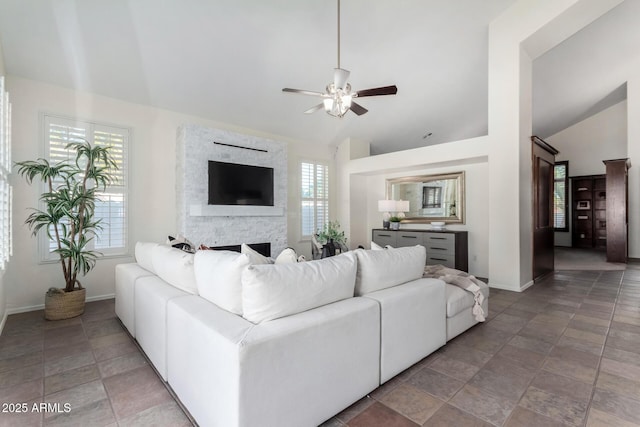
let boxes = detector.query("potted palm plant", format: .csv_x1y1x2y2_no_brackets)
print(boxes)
15,140,118,320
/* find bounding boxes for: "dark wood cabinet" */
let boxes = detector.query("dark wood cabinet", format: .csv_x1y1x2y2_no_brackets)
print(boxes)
571,175,604,249
604,159,630,263
570,159,630,262
593,177,607,250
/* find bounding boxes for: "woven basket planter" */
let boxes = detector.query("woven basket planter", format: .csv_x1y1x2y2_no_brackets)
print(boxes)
44,288,86,320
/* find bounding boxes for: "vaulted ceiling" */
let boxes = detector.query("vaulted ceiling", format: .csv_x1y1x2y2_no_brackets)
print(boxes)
0,1,637,154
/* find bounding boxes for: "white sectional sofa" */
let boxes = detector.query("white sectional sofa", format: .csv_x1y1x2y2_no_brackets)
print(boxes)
115,242,487,427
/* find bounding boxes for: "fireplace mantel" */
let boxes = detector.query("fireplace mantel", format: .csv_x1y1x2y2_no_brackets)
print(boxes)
189,204,284,217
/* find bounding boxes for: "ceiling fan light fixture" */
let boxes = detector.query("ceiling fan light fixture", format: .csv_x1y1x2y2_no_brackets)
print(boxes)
323,96,350,117
281,0,397,117
323,83,352,117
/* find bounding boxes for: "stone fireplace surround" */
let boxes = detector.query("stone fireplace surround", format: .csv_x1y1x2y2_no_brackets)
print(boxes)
176,124,287,256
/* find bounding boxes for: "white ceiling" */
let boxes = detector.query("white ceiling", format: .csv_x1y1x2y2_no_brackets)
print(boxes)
0,0,637,154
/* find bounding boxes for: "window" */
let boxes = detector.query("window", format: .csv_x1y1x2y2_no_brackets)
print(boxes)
0,77,12,269
422,186,442,208
300,161,329,237
42,114,129,260
554,161,569,231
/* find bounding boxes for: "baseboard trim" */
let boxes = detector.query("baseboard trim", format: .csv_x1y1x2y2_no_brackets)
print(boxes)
6,293,115,315
520,280,535,292
489,280,534,293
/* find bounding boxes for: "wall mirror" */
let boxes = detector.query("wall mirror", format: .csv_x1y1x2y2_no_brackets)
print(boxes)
386,172,465,224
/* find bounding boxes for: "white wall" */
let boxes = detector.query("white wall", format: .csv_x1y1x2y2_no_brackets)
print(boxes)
336,0,622,292
627,73,640,259
0,36,6,330
548,100,628,246
6,76,333,313
550,101,628,175
486,0,622,291
336,136,490,277
360,162,490,278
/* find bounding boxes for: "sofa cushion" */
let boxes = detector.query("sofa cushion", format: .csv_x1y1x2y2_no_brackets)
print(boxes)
194,250,251,315
241,243,273,265
445,281,490,317
241,252,357,323
151,245,198,295
274,248,298,264
135,241,160,273
354,246,426,296
370,241,384,250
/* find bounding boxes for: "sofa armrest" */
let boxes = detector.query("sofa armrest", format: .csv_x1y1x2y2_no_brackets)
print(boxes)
115,263,155,337
167,296,254,427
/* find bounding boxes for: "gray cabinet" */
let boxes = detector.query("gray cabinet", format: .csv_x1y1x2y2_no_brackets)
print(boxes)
371,230,397,247
372,229,468,271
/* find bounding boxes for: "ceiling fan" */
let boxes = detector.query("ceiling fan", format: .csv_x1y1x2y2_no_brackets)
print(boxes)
282,0,397,118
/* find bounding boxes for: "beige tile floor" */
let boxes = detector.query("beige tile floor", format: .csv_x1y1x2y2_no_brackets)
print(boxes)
1,266,640,426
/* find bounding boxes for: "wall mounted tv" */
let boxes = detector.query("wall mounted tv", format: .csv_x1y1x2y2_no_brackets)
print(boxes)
208,161,274,206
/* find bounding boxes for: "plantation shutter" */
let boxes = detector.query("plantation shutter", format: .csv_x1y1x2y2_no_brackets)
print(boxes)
43,115,129,259
301,162,329,237
0,77,12,269
93,126,127,250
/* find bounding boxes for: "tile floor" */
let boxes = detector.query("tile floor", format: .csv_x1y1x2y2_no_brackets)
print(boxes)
0,299,192,426
323,267,640,427
1,267,640,426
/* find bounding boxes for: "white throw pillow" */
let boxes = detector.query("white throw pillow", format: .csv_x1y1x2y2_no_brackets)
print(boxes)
135,241,160,273
242,252,357,323
370,241,384,250
354,245,426,295
151,245,198,294
194,250,251,315
241,243,273,265
275,248,298,264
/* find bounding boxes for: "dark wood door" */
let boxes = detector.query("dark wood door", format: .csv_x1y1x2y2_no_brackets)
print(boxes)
604,159,630,263
532,137,558,281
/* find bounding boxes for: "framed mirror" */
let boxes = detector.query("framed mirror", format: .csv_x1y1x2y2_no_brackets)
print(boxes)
386,172,465,224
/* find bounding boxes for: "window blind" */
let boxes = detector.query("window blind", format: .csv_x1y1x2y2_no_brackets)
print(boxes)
301,162,329,237
553,162,568,230
0,77,12,269
43,115,129,259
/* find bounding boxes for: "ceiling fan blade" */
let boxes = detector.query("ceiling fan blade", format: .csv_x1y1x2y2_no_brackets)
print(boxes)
334,68,350,89
355,85,398,97
304,104,324,114
349,101,368,116
282,88,326,97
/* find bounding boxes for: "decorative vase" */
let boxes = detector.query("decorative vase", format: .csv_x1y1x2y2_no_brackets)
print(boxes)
44,288,86,320
321,240,336,258
390,222,400,230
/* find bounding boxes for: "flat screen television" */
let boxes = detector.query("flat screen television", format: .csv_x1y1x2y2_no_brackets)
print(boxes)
208,161,274,206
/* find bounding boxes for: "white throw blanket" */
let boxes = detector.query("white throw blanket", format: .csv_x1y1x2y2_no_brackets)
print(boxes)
423,265,486,322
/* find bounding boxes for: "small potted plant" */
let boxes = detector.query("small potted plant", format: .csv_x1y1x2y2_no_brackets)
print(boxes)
389,216,402,230
313,220,347,258
15,140,118,320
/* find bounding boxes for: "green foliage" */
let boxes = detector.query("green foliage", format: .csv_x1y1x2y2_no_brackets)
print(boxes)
389,216,402,222
316,220,347,246
15,140,119,292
